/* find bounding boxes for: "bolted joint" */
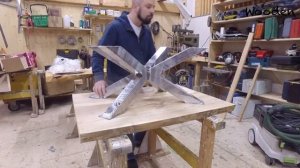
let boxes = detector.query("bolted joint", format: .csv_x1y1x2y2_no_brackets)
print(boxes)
135,71,143,78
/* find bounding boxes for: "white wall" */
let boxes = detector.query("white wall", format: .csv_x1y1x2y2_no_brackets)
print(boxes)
187,16,211,51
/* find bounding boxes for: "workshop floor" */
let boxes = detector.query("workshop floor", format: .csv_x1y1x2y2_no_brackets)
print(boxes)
0,96,293,168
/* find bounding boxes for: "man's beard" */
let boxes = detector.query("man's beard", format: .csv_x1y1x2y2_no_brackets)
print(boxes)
137,9,153,25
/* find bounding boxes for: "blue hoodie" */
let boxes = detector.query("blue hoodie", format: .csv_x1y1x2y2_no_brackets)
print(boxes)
92,12,156,84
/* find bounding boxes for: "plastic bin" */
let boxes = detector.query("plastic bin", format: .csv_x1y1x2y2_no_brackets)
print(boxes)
30,4,48,27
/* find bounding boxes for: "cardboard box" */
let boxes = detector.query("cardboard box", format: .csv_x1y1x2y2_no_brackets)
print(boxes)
48,16,63,28
1,56,29,73
48,7,61,17
42,73,75,96
242,79,272,95
231,96,261,119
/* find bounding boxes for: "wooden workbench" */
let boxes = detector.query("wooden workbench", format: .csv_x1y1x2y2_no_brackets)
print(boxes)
72,88,234,167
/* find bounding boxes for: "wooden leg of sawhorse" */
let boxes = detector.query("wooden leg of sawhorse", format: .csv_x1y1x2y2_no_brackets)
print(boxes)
37,70,45,115
29,71,39,118
153,116,225,168
66,104,75,118
198,116,225,168
88,135,132,168
66,104,78,139
66,122,78,139
193,62,202,91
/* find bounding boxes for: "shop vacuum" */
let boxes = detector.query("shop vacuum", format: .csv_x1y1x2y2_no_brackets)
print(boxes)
248,104,300,167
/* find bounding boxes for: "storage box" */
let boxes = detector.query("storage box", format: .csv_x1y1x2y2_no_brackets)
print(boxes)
56,49,79,59
242,79,272,95
48,16,63,27
42,75,75,96
48,7,61,17
231,96,261,119
1,56,29,73
32,15,48,27
247,57,271,67
30,4,48,27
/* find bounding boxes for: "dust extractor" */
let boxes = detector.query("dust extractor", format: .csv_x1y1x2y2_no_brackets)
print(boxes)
248,104,300,167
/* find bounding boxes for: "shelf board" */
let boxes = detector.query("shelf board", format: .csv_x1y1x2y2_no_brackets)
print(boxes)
211,40,246,43
190,56,209,62
211,83,292,104
83,14,115,20
256,93,287,103
212,38,300,43
22,26,92,32
210,61,300,74
191,59,300,74
213,15,272,24
213,0,252,7
255,38,300,42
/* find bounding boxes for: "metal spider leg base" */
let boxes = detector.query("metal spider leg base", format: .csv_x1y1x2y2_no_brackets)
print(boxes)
92,46,205,120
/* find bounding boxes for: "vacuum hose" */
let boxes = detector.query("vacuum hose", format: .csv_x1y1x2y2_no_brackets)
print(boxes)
265,104,300,146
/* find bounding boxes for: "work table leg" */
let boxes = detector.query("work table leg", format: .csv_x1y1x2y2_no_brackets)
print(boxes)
193,62,202,91
88,136,132,168
198,118,217,168
29,72,39,118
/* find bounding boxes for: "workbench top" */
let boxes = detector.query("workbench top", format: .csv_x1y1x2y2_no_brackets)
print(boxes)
72,87,234,142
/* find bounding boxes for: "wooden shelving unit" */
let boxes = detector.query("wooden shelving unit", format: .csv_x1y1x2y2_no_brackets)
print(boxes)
196,0,300,107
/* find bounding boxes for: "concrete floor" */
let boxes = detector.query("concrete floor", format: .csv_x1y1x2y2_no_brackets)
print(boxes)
0,96,295,168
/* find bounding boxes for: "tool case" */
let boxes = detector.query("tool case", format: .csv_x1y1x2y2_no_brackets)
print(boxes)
254,23,264,40
271,56,300,65
290,19,300,38
282,79,300,103
264,17,278,40
281,17,292,38
247,57,271,67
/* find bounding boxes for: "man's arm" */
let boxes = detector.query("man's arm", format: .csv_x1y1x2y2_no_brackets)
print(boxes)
92,23,118,96
92,23,118,82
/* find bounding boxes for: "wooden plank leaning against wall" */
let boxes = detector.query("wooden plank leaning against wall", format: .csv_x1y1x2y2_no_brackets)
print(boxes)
2,0,180,69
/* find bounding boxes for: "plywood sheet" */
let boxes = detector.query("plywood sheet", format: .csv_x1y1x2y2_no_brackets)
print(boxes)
73,88,234,142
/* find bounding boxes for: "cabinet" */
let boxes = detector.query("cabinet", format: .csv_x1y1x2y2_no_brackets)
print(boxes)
198,0,300,105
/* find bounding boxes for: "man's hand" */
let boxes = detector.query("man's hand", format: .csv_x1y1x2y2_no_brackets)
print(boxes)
93,80,107,97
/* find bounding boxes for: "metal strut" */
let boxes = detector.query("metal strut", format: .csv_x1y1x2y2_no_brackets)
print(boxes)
92,46,205,120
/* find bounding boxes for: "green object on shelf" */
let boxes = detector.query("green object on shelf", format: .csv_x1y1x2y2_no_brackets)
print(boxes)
32,15,48,27
86,9,97,15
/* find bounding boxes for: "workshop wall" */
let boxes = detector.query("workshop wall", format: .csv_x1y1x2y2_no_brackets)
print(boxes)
0,3,28,54
1,1,180,69
23,2,91,69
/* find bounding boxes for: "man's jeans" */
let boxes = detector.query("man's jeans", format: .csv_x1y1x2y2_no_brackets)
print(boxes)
127,131,146,160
